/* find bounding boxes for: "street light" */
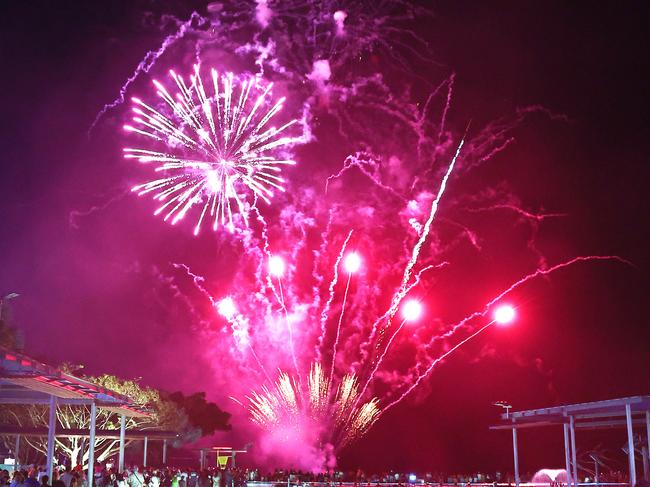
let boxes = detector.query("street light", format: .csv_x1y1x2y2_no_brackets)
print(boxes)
494,401,513,419
0,293,20,321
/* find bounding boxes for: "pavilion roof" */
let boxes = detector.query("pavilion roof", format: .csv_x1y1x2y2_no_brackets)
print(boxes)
0,347,149,417
490,395,650,430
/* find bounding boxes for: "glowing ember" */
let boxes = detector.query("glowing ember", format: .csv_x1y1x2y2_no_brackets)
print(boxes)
402,299,423,322
268,255,286,277
217,296,237,319
343,252,361,274
494,304,516,324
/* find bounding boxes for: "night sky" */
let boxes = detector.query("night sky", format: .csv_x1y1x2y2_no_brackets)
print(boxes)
1,0,649,475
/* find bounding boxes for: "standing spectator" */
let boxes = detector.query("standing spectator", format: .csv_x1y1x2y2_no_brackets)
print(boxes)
23,471,38,487
40,476,50,487
51,470,65,487
149,471,160,487
10,471,24,487
61,469,73,487
127,468,144,487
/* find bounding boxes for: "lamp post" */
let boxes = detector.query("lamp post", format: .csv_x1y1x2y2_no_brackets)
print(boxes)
0,293,20,321
494,401,513,419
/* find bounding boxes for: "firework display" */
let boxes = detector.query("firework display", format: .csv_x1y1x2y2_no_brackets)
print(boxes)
102,0,624,471
244,363,379,451
124,65,299,235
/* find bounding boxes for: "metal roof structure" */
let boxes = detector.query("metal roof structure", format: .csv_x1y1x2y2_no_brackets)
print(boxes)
490,396,650,431
490,396,650,487
0,347,171,483
0,347,148,417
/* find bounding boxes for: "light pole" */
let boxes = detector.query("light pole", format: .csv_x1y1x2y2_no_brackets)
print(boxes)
494,401,513,419
0,293,20,321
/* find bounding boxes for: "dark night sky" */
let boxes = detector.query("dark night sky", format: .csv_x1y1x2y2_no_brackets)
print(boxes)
1,0,649,475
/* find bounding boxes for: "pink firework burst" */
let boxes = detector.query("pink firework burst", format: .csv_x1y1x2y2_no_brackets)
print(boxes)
123,65,299,235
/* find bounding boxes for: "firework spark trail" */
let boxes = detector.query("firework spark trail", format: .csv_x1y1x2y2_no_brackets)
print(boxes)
379,319,496,417
276,274,301,378
412,75,455,160
356,262,445,369
171,262,215,305
465,203,566,269
68,189,130,230
329,76,441,155
315,230,353,363
379,255,628,414
437,74,455,142
328,257,354,386
441,218,482,250
222,311,273,385
172,262,274,381
250,202,284,305
309,209,337,358
325,152,405,199
462,106,568,172
354,263,440,402
465,204,566,222
90,12,206,134
362,318,407,390
361,136,465,371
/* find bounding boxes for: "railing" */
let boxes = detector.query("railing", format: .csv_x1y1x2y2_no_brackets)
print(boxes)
245,482,630,487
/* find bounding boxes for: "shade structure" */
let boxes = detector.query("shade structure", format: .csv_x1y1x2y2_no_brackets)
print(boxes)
0,347,154,481
490,396,650,487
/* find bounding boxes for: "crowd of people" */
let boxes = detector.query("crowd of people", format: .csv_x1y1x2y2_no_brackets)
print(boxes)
0,465,639,487
0,466,247,487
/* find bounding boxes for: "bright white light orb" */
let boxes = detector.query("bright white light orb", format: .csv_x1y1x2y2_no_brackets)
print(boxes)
402,299,423,322
268,255,286,277
494,304,516,325
217,297,237,319
343,252,362,274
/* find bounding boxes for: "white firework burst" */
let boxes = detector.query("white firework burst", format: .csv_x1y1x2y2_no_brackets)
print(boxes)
123,64,298,235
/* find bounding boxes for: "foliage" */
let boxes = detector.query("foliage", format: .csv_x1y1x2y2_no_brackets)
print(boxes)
164,391,232,436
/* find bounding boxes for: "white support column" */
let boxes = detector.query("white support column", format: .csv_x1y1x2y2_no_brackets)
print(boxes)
162,439,167,466
512,427,520,487
118,414,126,473
642,447,648,483
625,404,636,487
564,423,572,487
14,435,20,471
46,395,57,481
87,402,97,487
570,415,578,487
143,437,148,467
